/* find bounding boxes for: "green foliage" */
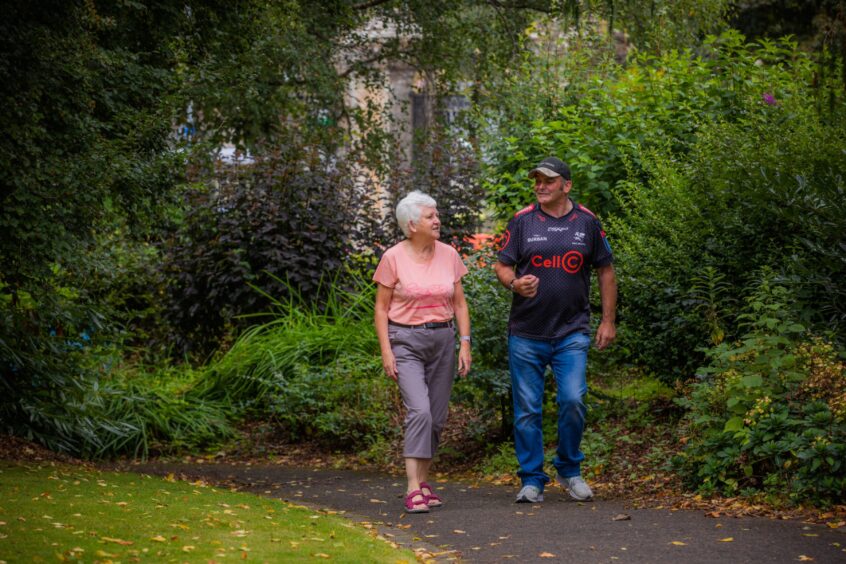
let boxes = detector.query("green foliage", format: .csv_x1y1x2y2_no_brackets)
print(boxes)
195,275,400,452
160,152,385,357
674,275,846,506
384,133,487,254
482,31,820,218
603,34,846,378
453,245,513,436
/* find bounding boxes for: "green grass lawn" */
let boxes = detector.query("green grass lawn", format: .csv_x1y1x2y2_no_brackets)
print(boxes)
0,462,416,563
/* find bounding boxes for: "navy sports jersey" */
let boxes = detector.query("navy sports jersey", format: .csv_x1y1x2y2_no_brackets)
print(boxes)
498,201,613,340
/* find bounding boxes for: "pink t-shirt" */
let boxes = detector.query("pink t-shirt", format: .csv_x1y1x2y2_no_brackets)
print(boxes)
373,240,469,325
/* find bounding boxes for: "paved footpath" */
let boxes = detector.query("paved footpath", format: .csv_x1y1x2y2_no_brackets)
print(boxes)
129,462,845,563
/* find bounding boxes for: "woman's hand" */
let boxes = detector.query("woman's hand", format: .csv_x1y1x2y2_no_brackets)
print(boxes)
458,342,472,377
381,348,398,381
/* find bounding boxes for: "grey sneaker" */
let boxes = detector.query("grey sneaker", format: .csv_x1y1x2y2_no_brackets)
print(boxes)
515,484,544,503
557,475,593,501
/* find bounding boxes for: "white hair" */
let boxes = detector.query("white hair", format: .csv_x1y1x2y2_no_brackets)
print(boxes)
396,190,437,237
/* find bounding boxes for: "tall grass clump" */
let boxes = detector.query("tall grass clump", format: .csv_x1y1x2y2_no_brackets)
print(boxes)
197,273,398,450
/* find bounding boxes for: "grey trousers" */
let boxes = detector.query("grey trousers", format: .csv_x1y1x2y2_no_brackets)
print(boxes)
388,324,456,459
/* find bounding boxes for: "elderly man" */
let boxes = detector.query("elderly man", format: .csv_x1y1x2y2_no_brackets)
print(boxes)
494,156,617,503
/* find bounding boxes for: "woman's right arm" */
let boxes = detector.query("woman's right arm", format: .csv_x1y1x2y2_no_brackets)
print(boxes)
374,283,398,380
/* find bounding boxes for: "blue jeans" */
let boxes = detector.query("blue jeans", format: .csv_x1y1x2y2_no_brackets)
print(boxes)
509,332,591,491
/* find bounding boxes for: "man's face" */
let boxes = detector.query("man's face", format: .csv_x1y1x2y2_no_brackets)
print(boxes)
533,174,570,207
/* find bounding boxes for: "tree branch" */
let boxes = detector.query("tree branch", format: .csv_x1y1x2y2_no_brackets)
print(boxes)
353,0,394,10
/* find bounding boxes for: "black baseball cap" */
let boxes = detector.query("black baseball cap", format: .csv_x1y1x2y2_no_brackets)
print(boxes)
528,157,571,180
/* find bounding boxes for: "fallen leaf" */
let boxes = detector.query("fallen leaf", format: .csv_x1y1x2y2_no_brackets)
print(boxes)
612,514,631,521
313,553,330,559
101,537,134,546
453,530,466,534
95,550,117,557
827,521,845,529
231,530,249,537
182,545,195,552
670,541,687,546
798,556,814,562
539,552,556,558
719,537,733,542
369,499,386,504
150,535,166,543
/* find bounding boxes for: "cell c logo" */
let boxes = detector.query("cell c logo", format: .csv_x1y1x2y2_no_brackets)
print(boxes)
530,251,584,274
562,251,583,273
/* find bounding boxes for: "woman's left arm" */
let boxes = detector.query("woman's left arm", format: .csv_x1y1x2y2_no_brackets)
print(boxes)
453,280,472,377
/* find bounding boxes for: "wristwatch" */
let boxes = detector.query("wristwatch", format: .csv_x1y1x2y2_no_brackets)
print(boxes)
509,278,517,292
460,335,472,344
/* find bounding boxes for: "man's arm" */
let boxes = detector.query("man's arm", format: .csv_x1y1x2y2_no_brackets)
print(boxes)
494,261,538,298
595,264,617,350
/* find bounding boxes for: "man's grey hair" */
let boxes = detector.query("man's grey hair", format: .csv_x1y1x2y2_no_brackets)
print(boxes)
396,190,437,237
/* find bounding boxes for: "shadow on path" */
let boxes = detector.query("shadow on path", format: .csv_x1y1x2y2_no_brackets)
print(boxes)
126,462,845,563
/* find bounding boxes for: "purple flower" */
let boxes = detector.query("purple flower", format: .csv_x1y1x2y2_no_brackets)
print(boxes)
762,92,777,106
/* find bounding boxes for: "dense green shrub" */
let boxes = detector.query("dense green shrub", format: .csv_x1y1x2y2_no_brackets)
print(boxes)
608,82,846,378
673,275,846,506
482,31,828,219
453,244,513,438
267,353,397,449
382,133,487,254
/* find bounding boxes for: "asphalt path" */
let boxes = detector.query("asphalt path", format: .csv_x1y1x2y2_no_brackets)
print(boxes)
127,462,846,563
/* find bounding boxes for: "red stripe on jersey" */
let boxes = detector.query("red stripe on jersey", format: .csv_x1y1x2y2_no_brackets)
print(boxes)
514,204,536,217
578,204,596,218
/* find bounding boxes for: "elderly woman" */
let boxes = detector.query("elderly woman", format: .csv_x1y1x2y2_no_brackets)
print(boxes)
373,190,472,513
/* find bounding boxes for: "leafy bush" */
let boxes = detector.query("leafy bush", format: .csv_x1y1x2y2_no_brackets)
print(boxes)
605,46,846,378
453,243,513,437
673,275,846,506
482,31,828,219
382,133,486,254
267,353,398,449
160,150,385,357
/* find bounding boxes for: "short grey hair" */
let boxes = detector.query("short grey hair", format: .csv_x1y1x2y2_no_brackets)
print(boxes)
396,190,437,237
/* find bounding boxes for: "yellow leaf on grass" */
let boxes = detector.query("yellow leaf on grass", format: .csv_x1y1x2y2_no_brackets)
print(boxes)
164,473,176,482
719,537,734,542
182,545,195,552
101,537,134,546
670,541,687,546
150,535,167,542
95,550,117,557
539,552,556,558
313,553,330,559
231,530,249,537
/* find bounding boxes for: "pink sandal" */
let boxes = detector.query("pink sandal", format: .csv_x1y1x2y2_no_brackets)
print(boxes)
420,482,443,508
404,489,430,513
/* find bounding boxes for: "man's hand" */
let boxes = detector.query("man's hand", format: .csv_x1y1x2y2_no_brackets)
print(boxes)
595,319,616,350
513,274,539,298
